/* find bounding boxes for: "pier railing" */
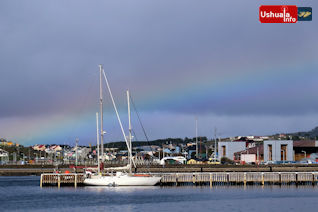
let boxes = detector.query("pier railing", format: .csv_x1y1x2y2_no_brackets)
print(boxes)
40,172,318,187
159,172,318,186
40,173,84,188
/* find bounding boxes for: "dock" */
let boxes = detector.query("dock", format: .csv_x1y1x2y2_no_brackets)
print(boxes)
40,172,318,187
160,172,318,186
40,173,85,188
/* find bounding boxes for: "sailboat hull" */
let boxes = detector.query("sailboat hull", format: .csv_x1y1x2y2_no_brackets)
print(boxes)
84,175,161,186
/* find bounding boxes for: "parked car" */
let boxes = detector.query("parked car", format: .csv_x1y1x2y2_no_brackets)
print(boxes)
298,159,315,164
262,161,275,165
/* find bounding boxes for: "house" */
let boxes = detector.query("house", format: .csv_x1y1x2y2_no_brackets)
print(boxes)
0,148,9,164
0,140,15,146
33,145,46,151
233,140,293,163
185,145,196,159
293,140,318,161
218,141,246,161
160,156,186,165
234,145,264,163
233,140,318,163
50,145,62,152
162,144,181,156
263,140,293,162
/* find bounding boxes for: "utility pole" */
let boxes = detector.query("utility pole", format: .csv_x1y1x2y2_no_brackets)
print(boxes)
199,137,202,159
13,152,16,163
205,144,208,159
195,118,198,158
214,127,217,160
75,138,79,166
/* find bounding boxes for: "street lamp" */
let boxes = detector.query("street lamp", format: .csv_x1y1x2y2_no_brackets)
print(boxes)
301,150,307,159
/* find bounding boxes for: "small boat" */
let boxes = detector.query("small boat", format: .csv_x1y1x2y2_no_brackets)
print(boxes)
83,65,161,186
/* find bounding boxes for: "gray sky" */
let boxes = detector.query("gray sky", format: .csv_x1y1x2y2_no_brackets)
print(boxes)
0,0,317,145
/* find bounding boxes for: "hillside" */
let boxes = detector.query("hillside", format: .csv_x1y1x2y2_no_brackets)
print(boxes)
288,126,318,139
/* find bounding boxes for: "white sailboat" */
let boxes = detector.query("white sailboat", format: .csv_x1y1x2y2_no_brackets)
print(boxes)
84,65,161,186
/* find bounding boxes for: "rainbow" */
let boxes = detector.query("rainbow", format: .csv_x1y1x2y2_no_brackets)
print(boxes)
11,59,318,145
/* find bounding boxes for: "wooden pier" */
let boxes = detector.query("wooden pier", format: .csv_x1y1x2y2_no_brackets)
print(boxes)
40,172,318,187
160,172,318,186
40,173,85,188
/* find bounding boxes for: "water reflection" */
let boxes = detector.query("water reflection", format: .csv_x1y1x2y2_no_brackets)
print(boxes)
2,176,318,212
84,185,160,193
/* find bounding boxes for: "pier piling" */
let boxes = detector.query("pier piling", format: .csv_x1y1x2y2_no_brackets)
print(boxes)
40,174,43,188
74,175,77,188
58,175,60,189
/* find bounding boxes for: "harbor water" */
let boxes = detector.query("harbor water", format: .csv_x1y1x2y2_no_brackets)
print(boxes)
1,176,318,211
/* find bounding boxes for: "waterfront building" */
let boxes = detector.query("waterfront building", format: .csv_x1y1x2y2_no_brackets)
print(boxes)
218,141,246,161
234,145,264,163
293,140,318,162
234,140,318,163
263,140,293,162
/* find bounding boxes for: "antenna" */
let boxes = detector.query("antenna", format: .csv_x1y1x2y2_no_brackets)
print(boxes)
75,138,79,167
195,118,198,158
214,127,217,160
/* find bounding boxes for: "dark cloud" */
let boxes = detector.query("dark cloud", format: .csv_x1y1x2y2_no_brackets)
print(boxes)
1,0,317,117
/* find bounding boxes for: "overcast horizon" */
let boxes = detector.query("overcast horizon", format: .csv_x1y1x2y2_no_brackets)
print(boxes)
1,0,317,146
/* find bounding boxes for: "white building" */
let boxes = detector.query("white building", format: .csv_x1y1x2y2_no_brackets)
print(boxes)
0,148,9,164
218,141,246,161
263,140,293,162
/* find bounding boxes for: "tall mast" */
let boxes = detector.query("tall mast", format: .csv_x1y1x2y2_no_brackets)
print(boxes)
96,112,100,175
127,90,132,174
195,118,198,158
99,65,104,163
102,69,136,168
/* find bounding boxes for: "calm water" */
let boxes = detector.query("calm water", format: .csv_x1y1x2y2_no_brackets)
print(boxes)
1,176,318,211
